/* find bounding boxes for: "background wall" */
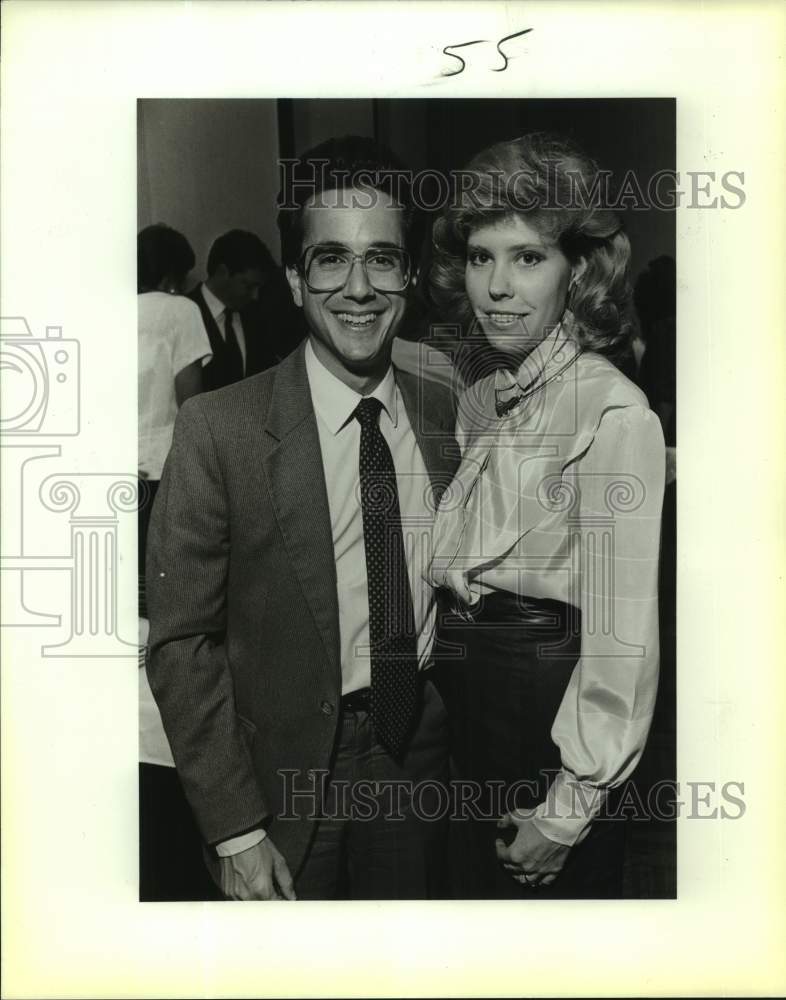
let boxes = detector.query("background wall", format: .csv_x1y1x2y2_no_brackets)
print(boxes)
137,99,282,273
376,98,676,283
138,97,675,288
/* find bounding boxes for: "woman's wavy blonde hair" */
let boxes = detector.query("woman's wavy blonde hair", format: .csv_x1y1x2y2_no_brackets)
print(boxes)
430,132,633,356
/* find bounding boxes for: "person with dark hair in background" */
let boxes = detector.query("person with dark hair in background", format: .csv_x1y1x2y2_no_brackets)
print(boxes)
145,136,459,900
427,133,665,898
137,223,220,900
188,228,301,389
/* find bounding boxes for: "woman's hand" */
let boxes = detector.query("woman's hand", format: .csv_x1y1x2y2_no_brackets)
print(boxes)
443,568,480,609
495,808,571,888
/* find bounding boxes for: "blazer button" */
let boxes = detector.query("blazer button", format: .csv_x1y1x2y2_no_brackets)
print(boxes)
320,700,334,716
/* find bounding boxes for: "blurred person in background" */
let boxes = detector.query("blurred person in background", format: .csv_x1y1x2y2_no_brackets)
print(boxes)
137,222,218,900
188,229,303,388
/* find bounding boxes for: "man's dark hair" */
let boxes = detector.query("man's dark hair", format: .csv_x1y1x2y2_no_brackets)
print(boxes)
206,229,275,278
277,134,421,268
137,223,195,292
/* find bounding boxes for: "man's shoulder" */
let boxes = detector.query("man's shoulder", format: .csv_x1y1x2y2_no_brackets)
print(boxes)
182,358,283,428
394,365,457,430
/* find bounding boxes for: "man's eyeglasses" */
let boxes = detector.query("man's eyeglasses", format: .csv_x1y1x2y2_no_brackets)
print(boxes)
298,244,411,293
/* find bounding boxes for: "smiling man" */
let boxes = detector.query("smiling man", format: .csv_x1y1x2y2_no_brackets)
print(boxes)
146,136,459,900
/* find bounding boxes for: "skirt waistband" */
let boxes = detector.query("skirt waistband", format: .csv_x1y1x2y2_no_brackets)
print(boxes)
437,588,580,630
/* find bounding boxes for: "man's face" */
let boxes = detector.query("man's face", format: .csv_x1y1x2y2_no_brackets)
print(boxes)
286,186,408,390
217,266,264,310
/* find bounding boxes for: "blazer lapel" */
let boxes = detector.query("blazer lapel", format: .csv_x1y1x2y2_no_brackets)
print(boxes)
396,368,460,505
259,345,341,682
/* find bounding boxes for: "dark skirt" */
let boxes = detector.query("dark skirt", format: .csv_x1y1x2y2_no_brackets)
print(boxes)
433,589,625,899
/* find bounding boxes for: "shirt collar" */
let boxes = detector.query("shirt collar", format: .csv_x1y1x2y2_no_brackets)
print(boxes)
305,339,398,435
494,322,578,394
201,282,229,321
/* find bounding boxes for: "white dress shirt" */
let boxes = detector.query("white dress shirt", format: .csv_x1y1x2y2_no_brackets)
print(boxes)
200,282,247,374
305,339,436,694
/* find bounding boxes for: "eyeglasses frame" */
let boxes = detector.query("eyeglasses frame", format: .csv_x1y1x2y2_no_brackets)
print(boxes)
296,242,412,294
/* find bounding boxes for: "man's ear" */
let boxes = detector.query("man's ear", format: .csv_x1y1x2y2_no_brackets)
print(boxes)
285,265,304,308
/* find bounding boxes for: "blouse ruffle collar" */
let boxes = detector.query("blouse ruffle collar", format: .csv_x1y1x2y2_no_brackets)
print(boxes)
428,324,646,586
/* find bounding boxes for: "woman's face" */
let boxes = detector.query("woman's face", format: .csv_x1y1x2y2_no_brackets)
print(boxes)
465,214,581,360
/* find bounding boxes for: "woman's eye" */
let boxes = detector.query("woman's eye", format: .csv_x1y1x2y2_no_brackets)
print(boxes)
467,250,491,266
517,251,543,267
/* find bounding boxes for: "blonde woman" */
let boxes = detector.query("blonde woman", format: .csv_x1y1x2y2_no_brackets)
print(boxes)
428,134,665,898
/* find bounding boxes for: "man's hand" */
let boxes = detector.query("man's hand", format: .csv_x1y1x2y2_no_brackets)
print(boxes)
218,837,297,901
494,808,571,888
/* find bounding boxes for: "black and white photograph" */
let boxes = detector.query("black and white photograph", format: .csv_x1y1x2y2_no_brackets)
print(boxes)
137,97,677,903
2,2,785,997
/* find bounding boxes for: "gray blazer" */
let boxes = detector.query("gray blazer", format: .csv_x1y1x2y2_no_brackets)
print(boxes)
146,342,459,875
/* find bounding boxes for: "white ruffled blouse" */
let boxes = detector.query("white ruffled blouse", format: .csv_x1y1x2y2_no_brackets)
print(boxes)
427,325,666,845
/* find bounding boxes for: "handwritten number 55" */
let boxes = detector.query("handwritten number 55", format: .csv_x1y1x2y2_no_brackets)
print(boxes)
441,28,533,77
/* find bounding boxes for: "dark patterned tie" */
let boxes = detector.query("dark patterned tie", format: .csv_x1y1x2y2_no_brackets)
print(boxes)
223,308,245,383
354,397,419,759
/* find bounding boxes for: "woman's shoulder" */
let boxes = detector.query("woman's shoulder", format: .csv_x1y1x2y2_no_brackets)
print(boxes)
163,293,203,322
140,290,198,316
576,350,650,410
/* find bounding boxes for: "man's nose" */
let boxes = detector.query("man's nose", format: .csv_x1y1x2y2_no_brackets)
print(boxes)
343,257,375,300
488,262,513,300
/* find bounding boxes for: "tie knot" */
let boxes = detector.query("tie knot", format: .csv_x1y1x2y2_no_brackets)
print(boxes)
354,396,383,428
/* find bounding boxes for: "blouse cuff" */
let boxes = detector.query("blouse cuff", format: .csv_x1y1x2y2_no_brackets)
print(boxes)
530,771,607,847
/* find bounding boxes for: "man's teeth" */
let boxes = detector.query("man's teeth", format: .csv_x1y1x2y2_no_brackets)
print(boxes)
336,313,378,327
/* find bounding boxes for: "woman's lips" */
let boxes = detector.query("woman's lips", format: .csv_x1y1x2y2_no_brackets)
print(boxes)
483,312,529,329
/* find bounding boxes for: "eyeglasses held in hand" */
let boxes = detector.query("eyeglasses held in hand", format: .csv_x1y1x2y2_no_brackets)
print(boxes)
298,244,411,293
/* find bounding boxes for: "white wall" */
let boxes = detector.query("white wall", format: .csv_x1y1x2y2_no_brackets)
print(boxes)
137,99,282,273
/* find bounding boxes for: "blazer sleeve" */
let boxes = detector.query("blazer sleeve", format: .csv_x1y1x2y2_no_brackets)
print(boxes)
145,397,270,844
